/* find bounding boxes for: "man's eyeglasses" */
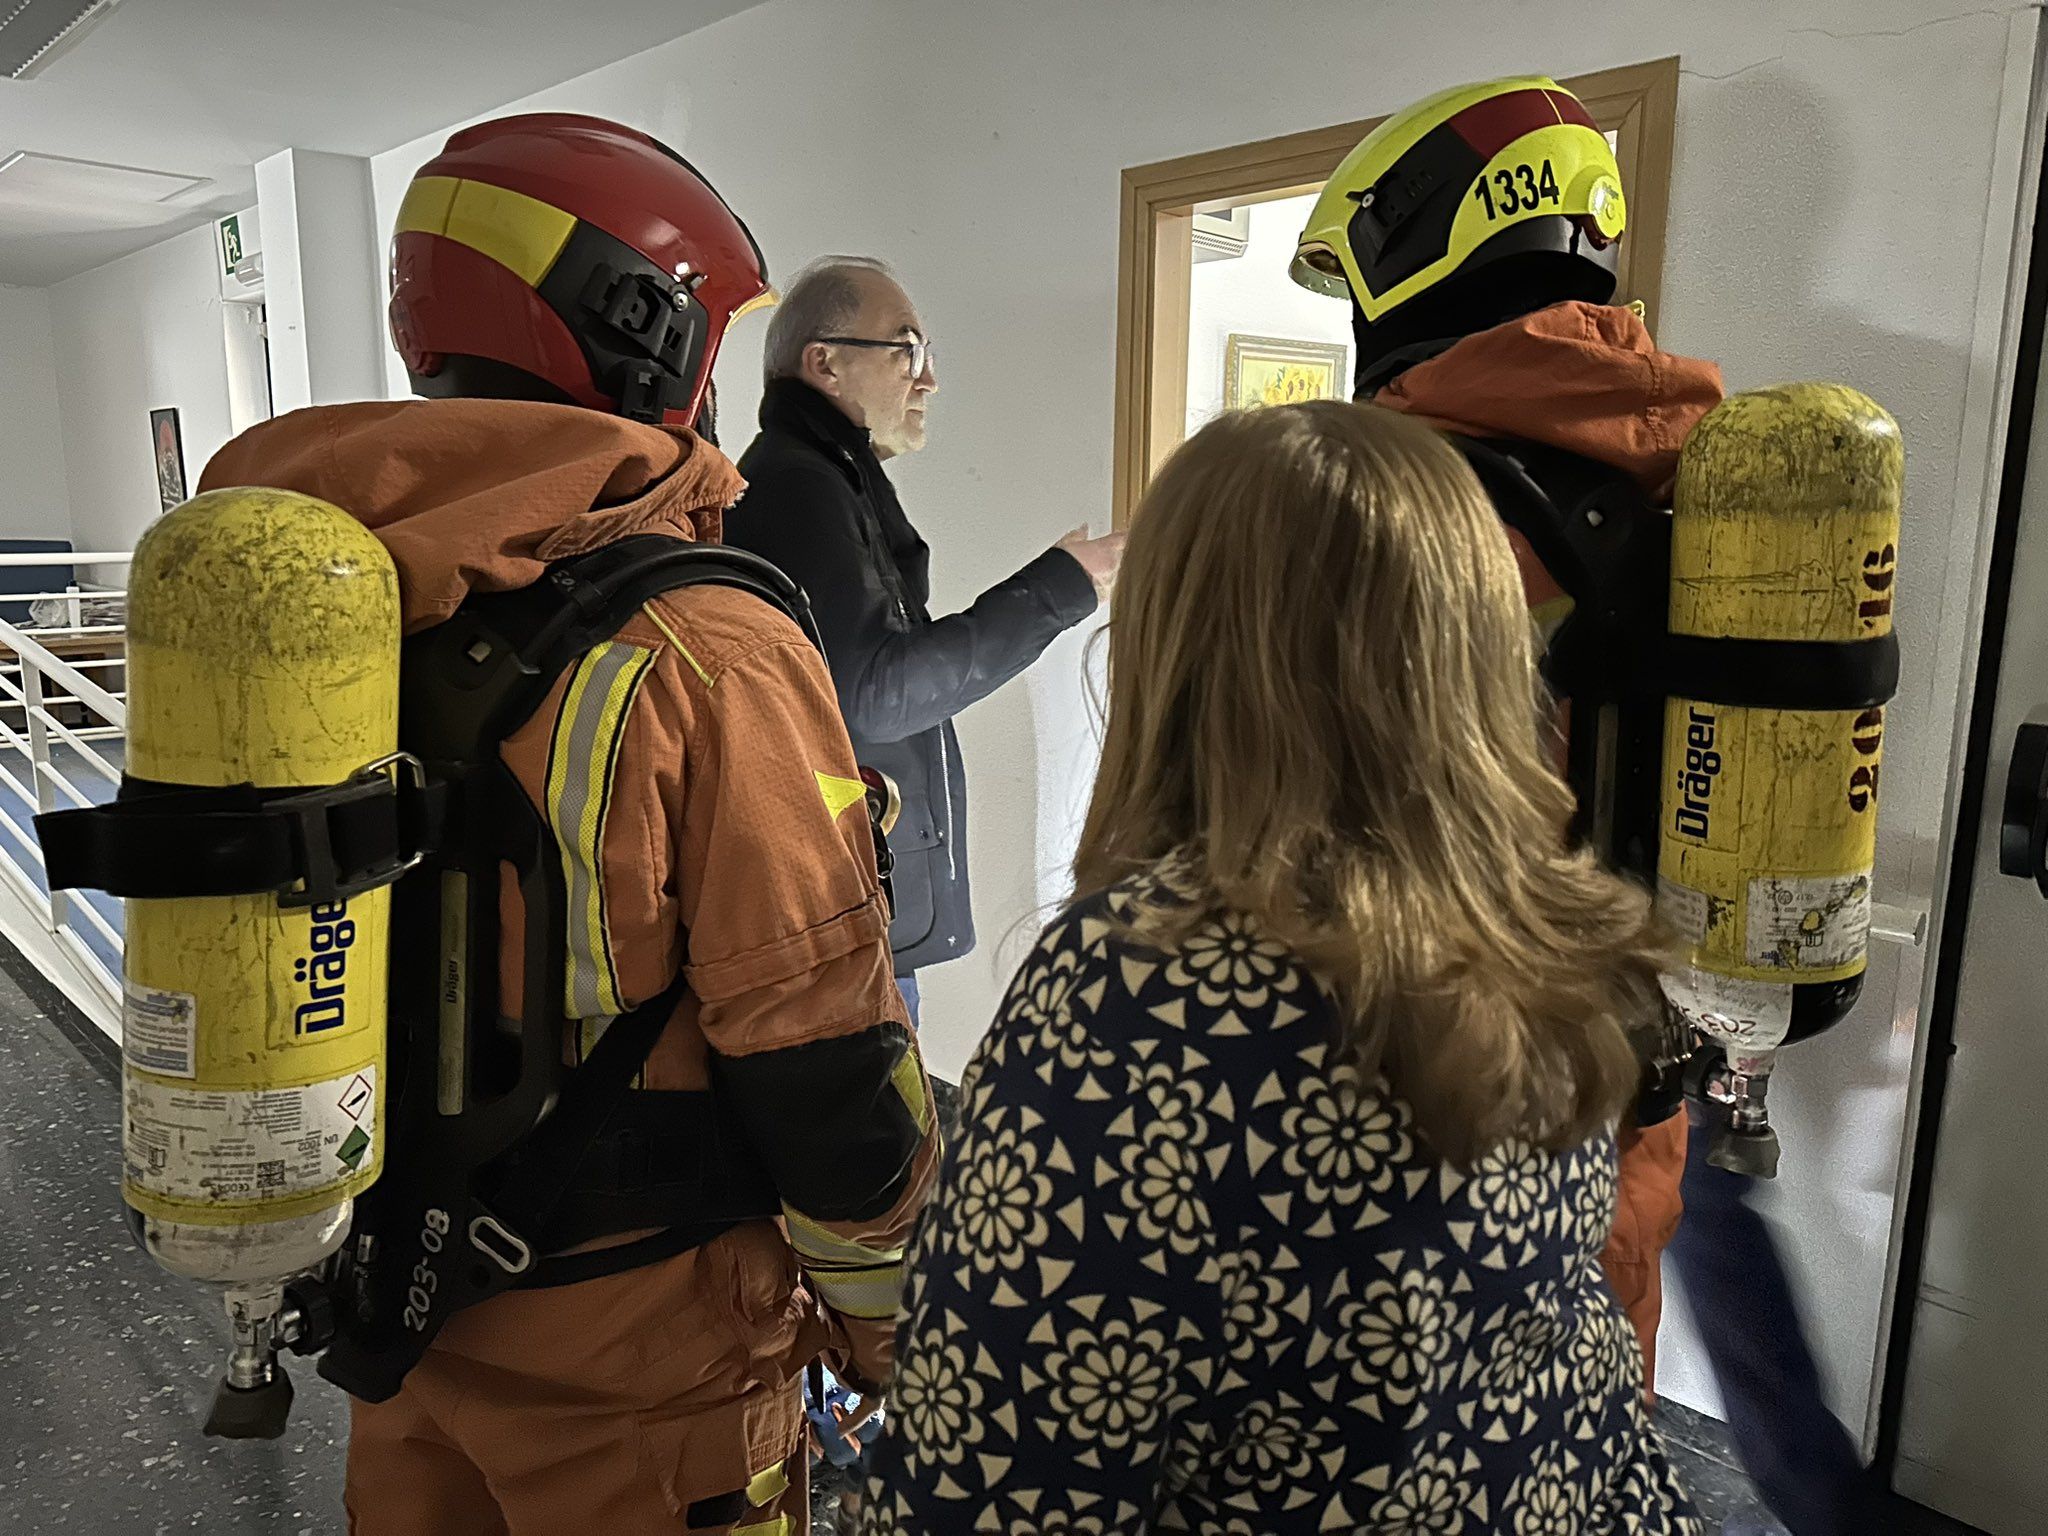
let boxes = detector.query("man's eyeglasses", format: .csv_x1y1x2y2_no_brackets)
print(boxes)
818,335,935,378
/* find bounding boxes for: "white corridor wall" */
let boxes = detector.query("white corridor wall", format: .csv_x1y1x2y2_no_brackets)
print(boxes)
0,285,75,543
46,224,235,557
351,0,2042,1438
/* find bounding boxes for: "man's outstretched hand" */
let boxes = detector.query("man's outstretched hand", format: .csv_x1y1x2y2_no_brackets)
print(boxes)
1057,525,1127,602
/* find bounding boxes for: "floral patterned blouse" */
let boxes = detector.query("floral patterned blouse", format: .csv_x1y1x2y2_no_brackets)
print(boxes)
860,875,1701,1535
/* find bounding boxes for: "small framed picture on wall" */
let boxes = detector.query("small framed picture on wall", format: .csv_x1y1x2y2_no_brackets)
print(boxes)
149,407,186,514
1224,334,1349,412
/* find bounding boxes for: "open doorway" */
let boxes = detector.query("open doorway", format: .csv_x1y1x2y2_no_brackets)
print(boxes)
1111,58,1679,527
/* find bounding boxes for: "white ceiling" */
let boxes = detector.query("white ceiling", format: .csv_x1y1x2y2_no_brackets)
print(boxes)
0,0,770,286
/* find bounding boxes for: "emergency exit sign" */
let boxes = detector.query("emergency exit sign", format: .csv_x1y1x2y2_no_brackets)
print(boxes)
218,214,243,275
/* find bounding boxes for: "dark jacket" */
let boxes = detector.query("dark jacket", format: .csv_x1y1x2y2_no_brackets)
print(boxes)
727,379,1098,972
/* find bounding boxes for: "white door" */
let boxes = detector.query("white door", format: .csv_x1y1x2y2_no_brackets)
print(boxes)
1892,229,2048,1533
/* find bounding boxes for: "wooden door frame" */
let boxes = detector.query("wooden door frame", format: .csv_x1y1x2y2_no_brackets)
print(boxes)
1111,58,1680,527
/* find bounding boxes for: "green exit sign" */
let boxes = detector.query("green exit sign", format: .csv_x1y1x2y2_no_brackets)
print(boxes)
218,214,243,275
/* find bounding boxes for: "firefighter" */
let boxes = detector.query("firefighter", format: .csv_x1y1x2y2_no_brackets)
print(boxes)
196,114,938,1535
1291,77,1888,1535
1290,77,1705,1388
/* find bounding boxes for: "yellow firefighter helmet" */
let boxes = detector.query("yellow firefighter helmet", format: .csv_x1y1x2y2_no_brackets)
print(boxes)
1292,76,1626,326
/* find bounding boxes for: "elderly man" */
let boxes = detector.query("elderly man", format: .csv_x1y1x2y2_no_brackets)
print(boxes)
726,256,1122,1023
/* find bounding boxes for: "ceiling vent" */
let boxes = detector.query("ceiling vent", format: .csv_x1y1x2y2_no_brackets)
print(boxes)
1,0,126,81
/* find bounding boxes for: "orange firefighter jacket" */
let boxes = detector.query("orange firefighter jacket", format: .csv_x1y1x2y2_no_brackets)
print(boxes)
202,398,939,1389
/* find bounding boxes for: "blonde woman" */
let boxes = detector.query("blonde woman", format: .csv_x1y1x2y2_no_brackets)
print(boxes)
858,402,1700,1535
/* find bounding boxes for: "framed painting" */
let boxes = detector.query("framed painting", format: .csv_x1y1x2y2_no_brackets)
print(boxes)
149,407,187,514
1223,333,1349,411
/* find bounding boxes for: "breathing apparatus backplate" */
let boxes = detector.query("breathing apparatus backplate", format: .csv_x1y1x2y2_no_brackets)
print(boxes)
316,538,821,1403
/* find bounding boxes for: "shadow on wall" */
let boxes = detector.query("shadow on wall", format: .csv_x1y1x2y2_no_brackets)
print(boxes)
928,610,1113,1083
915,658,1045,1081
1655,58,1974,1428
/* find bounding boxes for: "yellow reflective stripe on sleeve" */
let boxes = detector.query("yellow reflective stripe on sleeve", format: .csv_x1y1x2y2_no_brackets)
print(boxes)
890,1047,933,1135
806,1261,906,1321
746,1463,790,1507
784,1206,905,1269
396,175,577,287
544,640,657,1020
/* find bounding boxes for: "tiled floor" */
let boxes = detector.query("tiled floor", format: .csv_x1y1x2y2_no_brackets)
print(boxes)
1657,1400,1986,1535
0,950,1989,1535
1659,1400,1804,1534
0,946,351,1533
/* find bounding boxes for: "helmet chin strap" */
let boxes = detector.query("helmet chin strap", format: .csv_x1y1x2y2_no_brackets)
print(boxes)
1353,336,1463,398
611,361,693,425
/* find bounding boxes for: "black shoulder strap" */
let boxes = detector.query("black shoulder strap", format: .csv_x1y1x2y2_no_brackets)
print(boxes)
318,537,812,1402
1449,434,1667,705
1451,433,1899,713
390,533,819,1179
526,534,823,663
401,536,819,763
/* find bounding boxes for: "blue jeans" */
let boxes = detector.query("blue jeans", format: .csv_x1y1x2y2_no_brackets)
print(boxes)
1667,1105,1873,1535
896,973,920,1030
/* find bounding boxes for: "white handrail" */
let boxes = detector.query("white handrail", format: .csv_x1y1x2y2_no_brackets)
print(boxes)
0,623,125,643
73,895,122,953
0,552,133,567
0,803,45,864
0,679,125,784
0,586,128,1028
0,619,126,727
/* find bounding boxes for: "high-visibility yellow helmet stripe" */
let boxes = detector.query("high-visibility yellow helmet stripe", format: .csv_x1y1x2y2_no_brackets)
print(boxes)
1292,76,1625,323
544,640,657,1020
395,174,577,288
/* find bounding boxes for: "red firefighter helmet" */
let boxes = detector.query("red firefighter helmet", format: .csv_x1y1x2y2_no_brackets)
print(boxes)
389,113,770,427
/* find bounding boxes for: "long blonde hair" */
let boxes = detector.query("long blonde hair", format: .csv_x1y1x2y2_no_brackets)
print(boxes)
1073,401,1668,1164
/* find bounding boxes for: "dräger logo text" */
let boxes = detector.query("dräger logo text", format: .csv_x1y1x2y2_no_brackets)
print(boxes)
293,900,356,1034
1672,706,1722,841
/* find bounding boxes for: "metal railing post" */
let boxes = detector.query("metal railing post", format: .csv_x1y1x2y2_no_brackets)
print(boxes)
19,662,69,939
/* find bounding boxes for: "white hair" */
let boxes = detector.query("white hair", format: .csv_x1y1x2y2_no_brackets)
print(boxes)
762,255,895,383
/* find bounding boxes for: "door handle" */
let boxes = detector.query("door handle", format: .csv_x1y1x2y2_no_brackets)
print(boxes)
1999,721,2048,897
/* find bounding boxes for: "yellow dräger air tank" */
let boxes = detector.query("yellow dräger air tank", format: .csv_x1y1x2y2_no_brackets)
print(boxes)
1655,384,1902,1177
97,489,400,1431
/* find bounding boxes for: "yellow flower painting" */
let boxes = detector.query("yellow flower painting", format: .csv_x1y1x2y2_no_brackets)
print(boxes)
1224,333,1349,412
